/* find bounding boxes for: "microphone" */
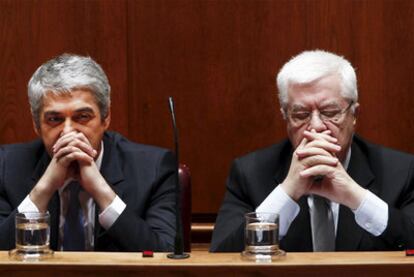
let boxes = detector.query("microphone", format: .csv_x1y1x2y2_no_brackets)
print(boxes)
167,97,190,259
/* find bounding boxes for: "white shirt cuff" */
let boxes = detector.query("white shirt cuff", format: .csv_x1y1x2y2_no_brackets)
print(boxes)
17,195,40,213
256,185,300,237
354,190,388,236
98,195,126,230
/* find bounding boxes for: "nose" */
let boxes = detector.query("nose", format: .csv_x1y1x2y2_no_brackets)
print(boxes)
307,111,327,132
61,118,75,135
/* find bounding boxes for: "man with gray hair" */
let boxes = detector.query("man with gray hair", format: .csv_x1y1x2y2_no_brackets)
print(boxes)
211,50,414,252
0,54,176,251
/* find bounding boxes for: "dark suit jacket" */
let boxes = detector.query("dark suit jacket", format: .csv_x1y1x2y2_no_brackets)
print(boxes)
0,131,176,251
210,135,414,252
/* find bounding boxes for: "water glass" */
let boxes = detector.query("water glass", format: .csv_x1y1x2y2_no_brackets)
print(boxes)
9,212,53,260
242,212,285,261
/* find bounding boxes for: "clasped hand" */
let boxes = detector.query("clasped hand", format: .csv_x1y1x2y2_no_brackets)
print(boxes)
281,130,366,209
48,131,98,189
30,131,114,211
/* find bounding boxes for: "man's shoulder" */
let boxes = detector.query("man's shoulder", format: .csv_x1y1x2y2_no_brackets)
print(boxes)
353,135,414,166
103,131,171,157
0,139,46,177
354,135,414,160
237,139,291,161
101,132,175,183
233,139,292,171
0,139,44,157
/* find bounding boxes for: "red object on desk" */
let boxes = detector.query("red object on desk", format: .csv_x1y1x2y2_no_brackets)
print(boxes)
142,250,154,257
406,249,414,256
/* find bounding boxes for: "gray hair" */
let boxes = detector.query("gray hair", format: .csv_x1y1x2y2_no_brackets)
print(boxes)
276,50,358,111
28,54,111,128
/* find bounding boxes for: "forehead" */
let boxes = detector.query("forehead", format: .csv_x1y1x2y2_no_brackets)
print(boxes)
41,89,99,112
286,74,345,107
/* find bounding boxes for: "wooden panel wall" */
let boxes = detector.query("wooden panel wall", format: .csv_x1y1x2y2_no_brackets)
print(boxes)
0,0,128,139
1,0,414,214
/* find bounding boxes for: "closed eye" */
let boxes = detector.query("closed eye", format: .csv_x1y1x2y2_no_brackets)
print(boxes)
291,112,310,120
44,115,64,126
73,112,94,123
320,110,340,118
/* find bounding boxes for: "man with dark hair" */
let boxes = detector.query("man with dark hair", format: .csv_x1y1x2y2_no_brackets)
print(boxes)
0,54,176,251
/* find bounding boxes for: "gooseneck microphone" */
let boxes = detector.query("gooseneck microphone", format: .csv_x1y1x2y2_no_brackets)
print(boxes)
167,97,190,259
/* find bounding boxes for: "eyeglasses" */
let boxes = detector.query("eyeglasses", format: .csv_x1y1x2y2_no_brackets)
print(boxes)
286,101,354,127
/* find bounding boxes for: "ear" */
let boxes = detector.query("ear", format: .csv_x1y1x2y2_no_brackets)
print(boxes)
32,119,40,136
280,107,287,120
353,102,360,124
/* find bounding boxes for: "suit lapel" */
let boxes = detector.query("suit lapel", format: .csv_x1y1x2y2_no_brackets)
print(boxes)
30,149,51,182
99,133,124,189
272,141,293,186
336,140,375,250
347,139,375,191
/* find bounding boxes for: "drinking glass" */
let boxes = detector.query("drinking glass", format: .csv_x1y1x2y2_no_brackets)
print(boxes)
241,212,285,261
9,212,53,260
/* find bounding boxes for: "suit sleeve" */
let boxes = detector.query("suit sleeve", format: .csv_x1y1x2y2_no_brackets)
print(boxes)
0,147,17,250
378,160,414,249
101,151,176,252
210,160,254,252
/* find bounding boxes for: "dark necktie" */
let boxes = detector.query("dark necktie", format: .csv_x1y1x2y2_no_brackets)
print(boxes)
62,182,85,251
311,195,335,251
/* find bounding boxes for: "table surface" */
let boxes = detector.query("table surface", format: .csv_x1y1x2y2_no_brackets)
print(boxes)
1,250,414,276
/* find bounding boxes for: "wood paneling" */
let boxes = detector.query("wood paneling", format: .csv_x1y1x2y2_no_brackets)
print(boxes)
0,0,128,143
1,0,414,214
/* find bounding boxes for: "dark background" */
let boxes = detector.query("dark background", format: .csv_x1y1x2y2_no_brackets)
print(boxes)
1,0,414,217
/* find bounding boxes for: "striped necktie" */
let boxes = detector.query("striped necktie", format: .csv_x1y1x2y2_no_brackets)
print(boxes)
311,195,335,251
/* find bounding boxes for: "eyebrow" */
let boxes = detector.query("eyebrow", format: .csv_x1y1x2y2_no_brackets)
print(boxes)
290,104,308,112
74,107,95,114
43,107,95,115
290,102,341,112
319,100,341,107
43,111,61,117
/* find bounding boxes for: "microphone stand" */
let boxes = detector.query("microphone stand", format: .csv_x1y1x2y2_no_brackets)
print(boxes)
167,97,190,259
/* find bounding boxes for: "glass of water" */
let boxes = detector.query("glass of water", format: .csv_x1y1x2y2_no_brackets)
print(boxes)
9,212,53,260
241,212,285,261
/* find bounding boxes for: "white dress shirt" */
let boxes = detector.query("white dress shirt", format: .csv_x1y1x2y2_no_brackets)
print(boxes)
18,141,127,249
256,147,388,238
